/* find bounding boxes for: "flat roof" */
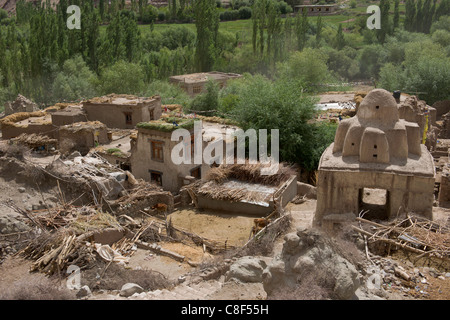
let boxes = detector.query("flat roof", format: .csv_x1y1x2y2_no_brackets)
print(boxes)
294,4,336,7
84,94,159,106
169,72,242,84
15,114,52,127
319,144,435,177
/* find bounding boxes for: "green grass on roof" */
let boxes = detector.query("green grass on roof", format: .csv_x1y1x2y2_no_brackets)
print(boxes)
136,118,197,132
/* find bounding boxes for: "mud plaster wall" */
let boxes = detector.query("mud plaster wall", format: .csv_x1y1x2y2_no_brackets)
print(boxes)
196,195,274,215
58,128,109,155
1,124,58,140
83,97,162,129
130,129,210,193
438,173,450,203
315,169,435,224
108,192,174,217
196,176,297,216
51,112,87,126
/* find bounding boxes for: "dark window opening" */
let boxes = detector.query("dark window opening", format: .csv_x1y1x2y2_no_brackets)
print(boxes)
373,154,377,158
150,109,154,120
125,112,132,125
359,188,389,220
375,106,380,109
150,171,162,186
351,142,355,146
190,167,201,179
120,163,131,171
374,144,377,149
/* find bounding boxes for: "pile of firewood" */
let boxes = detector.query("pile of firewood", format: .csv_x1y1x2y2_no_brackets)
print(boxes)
352,214,450,262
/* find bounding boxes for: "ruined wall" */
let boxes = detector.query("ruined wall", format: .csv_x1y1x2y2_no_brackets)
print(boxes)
1,123,57,140
59,126,109,155
438,172,450,204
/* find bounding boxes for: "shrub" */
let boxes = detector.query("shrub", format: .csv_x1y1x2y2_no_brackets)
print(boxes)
220,9,240,21
140,5,158,24
97,60,145,95
157,11,166,21
238,6,252,19
187,80,220,115
277,1,292,14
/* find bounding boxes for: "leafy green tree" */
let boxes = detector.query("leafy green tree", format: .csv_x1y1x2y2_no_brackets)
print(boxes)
277,48,331,90
295,8,309,51
186,79,220,115
377,0,390,43
52,55,97,102
422,0,434,33
315,15,323,47
140,5,158,24
433,0,449,23
415,0,424,32
393,0,400,30
227,74,335,170
252,0,268,55
335,23,345,50
193,0,219,71
97,60,145,94
404,0,416,31
325,47,359,80
266,0,283,63
146,80,190,105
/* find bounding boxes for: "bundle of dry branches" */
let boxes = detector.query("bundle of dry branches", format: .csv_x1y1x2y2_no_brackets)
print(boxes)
352,214,450,261
205,162,295,186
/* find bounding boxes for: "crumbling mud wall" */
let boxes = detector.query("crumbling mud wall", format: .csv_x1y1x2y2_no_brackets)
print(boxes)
58,122,110,155
0,112,57,140
4,94,39,116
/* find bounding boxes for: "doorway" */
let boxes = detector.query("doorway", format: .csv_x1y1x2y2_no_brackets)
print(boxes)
359,188,389,220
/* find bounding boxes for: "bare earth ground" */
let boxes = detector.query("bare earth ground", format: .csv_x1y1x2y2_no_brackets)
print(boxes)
168,207,256,248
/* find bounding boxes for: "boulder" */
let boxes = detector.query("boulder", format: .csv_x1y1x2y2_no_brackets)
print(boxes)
297,182,317,199
0,215,30,234
4,94,39,116
119,283,144,297
225,256,268,283
263,227,360,300
76,285,92,298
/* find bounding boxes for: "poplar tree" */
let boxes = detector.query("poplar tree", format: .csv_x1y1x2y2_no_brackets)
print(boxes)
393,0,400,30
404,0,416,32
295,9,308,51
194,0,219,71
315,14,322,47
335,23,345,50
